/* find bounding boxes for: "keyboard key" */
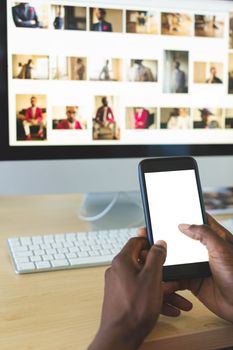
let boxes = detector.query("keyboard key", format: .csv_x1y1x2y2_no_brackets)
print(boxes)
57,248,69,254
20,237,32,245
32,250,45,256
51,260,69,268
30,244,40,251
13,251,33,258
40,244,51,250
100,249,111,255
30,256,42,262
42,254,54,261
45,248,57,255
111,248,119,255
53,243,63,249
89,250,100,257
44,236,55,243
32,237,43,244
65,252,77,259
63,242,74,248
16,262,36,272
77,251,89,258
54,254,66,260
79,246,90,252
14,257,30,264
68,247,79,253
36,261,51,269
8,238,21,247
69,255,113,267
12,246,29,252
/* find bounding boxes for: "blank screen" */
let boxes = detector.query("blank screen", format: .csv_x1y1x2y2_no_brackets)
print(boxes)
145,169,208,266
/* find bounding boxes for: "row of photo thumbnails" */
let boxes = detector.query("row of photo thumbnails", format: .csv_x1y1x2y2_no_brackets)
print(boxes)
12,54,233,93
12,3,233,44
16,96,233,141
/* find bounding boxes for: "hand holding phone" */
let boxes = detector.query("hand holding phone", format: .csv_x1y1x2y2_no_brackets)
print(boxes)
139,156,211,280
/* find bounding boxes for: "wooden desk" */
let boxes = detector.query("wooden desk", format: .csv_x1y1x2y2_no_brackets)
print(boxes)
0,194,232,350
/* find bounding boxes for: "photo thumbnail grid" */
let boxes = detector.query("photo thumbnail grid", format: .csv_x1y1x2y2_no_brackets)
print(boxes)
8,2,233,144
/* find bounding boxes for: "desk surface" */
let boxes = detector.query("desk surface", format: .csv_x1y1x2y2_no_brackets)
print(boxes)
0,194,232,350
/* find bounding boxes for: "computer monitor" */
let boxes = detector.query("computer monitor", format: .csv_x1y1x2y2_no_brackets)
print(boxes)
0,0,233,199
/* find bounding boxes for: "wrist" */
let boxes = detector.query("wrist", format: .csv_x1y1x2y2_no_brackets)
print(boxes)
88,319,147,350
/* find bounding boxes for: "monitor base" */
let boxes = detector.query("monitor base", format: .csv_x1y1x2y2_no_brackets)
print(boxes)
78,191,145,230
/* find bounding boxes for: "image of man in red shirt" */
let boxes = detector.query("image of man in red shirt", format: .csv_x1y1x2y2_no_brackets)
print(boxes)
95,97,115,126
24,96,45,140
93,97,117,140
134,107,149,129
56,106,84,129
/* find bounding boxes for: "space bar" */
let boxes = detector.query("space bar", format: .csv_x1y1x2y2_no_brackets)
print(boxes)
69,255,114,266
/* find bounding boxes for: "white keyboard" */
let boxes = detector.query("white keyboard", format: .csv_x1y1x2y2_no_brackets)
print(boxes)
7,228,137,274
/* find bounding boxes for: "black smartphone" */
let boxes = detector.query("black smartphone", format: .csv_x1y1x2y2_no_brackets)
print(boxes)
138,156,211,281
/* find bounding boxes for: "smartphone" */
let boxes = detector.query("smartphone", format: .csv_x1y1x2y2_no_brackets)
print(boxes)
138,156,211,281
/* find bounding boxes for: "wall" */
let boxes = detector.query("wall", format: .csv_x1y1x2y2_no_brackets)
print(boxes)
0,156,233,195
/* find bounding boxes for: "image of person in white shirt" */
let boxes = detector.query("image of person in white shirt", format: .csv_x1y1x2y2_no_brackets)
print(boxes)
167,108,192,129
128,59,156,82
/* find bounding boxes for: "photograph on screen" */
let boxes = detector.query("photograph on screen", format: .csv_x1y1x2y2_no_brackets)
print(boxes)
229,13,233,48
126,10,157,34
90,8,122,32
203,187,233,214
62,5,86,31
163,50,189,93
127,59,157,82
194,15,224,38
51,5,65,30
12,2,49,28
161,12,192,36
12,55,49,80
93,96,120,140
125,107,157,129
228,53,233,94
16,94,47,141
51,5,86,31
89,58,123,81
160,108,192,129
225,109,233,128
52,106,87,130
194,62,223,84
193,108,223,129
51,56,87,80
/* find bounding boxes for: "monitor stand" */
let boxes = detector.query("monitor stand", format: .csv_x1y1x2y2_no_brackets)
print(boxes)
78,191,145,230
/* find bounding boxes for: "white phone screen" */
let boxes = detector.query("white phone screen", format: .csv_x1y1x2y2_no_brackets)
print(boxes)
145,169,208,266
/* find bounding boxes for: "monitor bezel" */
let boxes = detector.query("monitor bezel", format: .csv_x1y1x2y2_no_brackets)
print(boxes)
1,0,233,161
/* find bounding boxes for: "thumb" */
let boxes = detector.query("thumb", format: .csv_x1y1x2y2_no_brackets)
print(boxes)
143,240,167,276
178,223,225,254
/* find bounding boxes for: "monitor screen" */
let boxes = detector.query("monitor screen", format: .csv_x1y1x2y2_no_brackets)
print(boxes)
1,0,233,160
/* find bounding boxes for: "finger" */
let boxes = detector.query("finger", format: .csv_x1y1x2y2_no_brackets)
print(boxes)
119,237,148,264
138,249,149,265
143,240,167,275
163,278,207,297
161,303,181,317
165,278,206,297
138,244,167,265
207,213,233,243
155,240,167,250
162,281,181,295
178,223,225,254
164,292,193,312
137,227,147,238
